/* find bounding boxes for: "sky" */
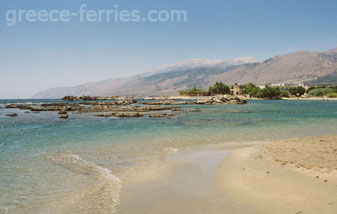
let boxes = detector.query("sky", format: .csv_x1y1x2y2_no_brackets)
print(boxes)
1,0,337,98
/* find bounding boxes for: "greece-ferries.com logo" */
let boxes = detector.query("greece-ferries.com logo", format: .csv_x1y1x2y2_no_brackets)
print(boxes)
4,4,188,26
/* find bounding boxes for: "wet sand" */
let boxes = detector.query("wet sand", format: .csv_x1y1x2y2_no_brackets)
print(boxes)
217,136,337,214
116,147,251,214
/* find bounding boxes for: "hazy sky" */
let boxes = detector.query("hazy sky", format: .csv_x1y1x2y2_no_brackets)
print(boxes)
1,0,337,98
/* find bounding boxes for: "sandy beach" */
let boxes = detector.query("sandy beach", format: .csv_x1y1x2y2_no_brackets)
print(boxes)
217,136,337,214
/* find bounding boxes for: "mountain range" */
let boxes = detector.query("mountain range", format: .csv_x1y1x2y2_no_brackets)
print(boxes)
34,48,337,98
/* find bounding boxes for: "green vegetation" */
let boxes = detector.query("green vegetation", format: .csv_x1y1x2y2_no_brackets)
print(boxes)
327,92,337,98
288,86,306,97
179,86,208,96
180,82,337,99
208,82,230,95
180,82,230,96
257,86,281,99
243,83,258,96
243,83,283,99
308,88,333,97
280,89,290,97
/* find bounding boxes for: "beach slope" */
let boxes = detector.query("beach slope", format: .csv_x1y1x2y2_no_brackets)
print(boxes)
217,136,337,214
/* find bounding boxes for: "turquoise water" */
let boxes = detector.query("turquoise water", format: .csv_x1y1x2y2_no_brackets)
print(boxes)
1,100,337,213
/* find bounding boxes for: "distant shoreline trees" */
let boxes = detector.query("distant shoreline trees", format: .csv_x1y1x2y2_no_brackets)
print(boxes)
179,82,337,98
208,82,230,95
179,86,209,96
179,82,230,96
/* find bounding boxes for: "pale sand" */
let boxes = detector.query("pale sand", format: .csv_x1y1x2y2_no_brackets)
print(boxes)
217,136,337,214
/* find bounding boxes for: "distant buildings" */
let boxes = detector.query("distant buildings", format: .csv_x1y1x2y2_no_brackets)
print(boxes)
232,83,244,95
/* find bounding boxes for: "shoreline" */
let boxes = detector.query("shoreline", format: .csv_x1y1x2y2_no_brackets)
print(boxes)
168,95,337,101
216,136,337,214
2,96,337,101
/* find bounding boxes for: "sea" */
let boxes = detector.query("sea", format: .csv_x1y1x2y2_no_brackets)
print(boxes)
1,99,337,214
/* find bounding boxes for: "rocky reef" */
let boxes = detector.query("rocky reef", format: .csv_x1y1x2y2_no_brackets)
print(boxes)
4,95,246,119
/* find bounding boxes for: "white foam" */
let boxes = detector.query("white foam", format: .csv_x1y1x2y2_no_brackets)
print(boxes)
50,152,122,213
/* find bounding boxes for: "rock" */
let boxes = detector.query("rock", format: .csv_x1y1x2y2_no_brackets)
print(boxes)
189,108,201,112
208,95,247,105
78,96,99,101
31,107,46,112
95,113,114,117
167,113,175,116
25,111,30,114
59,114,69,119
146,106,173,111
62,96,78,101
211,96,224,103
6,113,18,117
149,114,167,118
139,100,194,105
113,112,143,117
5,104,33,110
195,100,209,104
171,107,182,111
58,110,67,115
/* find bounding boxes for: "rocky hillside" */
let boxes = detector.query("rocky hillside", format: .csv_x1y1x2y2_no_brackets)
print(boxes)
34,48,337,98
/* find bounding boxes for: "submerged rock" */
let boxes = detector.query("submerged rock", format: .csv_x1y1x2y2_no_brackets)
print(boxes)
59,114,69,119
189,108,201,112
113,112,143,117
58,110,67,115
149,114,167,118
95,113,114,117
171,107,182,111
6,113,18,117
5,104,34,110
96,112,143,118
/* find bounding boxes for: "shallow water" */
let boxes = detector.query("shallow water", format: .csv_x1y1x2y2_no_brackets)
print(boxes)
1,99,337,213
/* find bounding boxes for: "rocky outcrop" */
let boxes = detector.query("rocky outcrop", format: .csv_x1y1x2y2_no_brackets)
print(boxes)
95,113,114,117
6,104,35,110
149,114,167,118
140,96,246,105
149,113,175,118
80,105,178,113
139,100,194,105
210,95,247,104
171,107,182,111
62,96,99,101
62,96,78,101
3,95,245,119
113,112,143,117
95,112,143,118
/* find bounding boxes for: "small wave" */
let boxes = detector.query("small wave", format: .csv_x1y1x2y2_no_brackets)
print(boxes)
49,152,122,213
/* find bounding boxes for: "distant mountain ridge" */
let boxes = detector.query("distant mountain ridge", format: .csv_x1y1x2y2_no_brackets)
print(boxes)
33,48,337,98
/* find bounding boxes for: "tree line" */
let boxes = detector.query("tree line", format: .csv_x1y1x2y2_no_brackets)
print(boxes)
179,82,230,96
179,82,337,99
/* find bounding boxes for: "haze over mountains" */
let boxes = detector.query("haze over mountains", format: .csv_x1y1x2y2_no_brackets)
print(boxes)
34,48,337,98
